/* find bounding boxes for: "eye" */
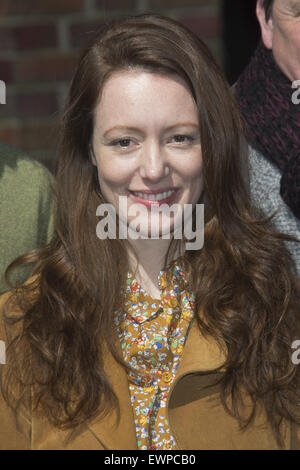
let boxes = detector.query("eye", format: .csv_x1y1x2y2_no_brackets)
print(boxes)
111,138,133,148
170,135,194,144
290,4,300,16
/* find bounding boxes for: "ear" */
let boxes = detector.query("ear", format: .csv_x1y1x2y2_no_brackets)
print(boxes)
256,0,274,50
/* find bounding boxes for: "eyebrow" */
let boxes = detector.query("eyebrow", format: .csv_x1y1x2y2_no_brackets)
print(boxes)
103,122,199,137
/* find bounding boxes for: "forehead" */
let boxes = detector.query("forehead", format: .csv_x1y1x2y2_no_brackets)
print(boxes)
94,70,198,129
275,0,300,8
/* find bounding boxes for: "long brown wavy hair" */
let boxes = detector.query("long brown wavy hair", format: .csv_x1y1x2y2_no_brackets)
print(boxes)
2,13,300,446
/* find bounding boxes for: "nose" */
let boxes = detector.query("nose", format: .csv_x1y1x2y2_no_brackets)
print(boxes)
139,140,169,181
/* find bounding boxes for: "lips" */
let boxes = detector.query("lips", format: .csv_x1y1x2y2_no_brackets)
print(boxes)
129,188,178,206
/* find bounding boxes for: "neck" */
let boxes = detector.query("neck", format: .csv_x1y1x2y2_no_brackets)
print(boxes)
126,238,184,298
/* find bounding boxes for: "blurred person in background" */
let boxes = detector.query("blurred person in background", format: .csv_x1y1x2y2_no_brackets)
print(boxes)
0,141,54,294
235,0,300,276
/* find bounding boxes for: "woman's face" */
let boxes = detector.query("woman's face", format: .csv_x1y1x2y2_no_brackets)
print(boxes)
92,70,203,239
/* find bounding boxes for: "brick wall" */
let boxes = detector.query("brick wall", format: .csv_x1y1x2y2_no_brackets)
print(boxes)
0,0,222,169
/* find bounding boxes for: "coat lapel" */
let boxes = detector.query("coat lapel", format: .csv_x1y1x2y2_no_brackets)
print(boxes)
86,341,138,450
175,318,226,376
86,319,226,449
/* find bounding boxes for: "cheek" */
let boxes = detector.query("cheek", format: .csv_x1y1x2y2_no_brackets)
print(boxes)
276,22,299,48
177,154,203,181
293,31,300,51
96,156,134,188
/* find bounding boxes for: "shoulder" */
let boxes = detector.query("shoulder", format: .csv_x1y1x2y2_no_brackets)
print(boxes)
0,291,23,351
0,276,40,345
248,145,300,276
0,142,53,188
0,282,35,450
248,145,300,230
248,145,282,191
0,276,40,391
0,143,55,263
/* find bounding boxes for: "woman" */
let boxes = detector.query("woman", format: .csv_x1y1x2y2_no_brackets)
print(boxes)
0,14,299,450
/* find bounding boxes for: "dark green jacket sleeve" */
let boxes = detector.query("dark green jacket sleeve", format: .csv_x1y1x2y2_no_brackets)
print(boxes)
0,142,54,294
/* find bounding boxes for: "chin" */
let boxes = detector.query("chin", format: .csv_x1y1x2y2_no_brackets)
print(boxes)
127,216,179,241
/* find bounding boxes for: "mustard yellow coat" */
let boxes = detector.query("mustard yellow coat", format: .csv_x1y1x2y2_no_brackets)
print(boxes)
0,289,299,450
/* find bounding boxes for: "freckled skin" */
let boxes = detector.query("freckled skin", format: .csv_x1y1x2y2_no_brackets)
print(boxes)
91,70,203,237
257,0,300,81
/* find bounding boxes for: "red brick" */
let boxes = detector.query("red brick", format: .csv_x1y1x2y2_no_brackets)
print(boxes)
179,15,221,40
151,0,216,6
16,92,59,118
0,89,9,111
0,0,84,15
15,53,78,82
70,21,105,48
13,24,57,51
0,27,16,51
0,122,58,150
0,93,16,117
96,0,136,9
0,61,14,84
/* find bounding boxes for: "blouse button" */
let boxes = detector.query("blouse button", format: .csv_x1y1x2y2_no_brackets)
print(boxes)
163,440,172,450
167,297,178,308
162,371,173,384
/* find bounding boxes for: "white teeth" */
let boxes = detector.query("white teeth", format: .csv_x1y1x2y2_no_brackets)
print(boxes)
132,190,175,201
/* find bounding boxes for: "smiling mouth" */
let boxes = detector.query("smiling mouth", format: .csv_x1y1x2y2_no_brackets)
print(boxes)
130,189,176,201
128,189,179,206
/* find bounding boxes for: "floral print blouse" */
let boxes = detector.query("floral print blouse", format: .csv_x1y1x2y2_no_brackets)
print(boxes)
114,257,195,450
